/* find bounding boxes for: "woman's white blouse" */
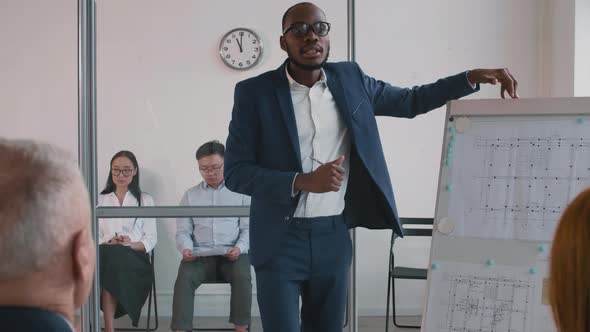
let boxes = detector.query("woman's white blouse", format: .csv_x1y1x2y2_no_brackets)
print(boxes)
98,192,157,252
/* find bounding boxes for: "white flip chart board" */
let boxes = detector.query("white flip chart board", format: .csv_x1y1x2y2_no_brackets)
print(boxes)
423,97,590,332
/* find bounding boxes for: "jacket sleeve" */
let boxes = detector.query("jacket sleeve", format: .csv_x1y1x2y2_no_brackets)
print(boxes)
224,81,298,204
358,63,479,118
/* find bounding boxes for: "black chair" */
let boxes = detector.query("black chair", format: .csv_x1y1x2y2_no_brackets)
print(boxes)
192,275,250,332
385,217,433,331
115,251,159,332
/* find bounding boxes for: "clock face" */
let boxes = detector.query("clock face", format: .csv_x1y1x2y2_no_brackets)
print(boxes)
219,28,263,70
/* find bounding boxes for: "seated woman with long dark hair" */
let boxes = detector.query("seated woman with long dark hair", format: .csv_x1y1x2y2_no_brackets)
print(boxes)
98,150,157,332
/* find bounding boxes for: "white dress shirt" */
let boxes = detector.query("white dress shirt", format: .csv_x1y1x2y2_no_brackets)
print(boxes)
287,68,352,218
176,181,250,254
98,192,158,253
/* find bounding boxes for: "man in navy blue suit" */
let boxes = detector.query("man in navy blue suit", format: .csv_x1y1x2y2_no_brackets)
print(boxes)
0,139,96,332
224,2,519,331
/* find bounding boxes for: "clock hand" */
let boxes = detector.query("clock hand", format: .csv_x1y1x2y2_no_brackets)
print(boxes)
240,34,243,53
235,38,243,53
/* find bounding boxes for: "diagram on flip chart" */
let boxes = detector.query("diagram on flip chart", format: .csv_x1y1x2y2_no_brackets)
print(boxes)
425,261,552,332
443,117,590,241
424,98,590,332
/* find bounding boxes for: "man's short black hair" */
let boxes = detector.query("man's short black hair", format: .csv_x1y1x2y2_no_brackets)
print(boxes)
196,140,225,160
281,2,325,31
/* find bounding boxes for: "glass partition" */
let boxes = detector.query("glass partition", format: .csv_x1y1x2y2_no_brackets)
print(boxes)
88,1,352,332
95,0,349,207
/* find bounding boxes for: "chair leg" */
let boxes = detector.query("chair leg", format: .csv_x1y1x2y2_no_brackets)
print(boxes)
391,273,399,327
145,287,152,332
145,251,158,332
385,254,393,332
392,276,421,329
151,270,158,331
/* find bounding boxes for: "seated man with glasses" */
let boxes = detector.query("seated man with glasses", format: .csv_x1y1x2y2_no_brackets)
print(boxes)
171,140,251,332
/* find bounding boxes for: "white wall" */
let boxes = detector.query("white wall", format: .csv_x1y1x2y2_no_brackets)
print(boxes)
0,0,78,154
575,0,590,96
1,0,584,320
356,0,544,315
540,0,576,97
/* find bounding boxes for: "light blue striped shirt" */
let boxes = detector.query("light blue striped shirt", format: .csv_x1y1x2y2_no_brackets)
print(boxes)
175,181,250,254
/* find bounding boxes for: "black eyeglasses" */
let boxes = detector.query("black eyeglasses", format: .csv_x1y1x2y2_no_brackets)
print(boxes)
111,168,134,177
283,21,331,37
199,164,224,173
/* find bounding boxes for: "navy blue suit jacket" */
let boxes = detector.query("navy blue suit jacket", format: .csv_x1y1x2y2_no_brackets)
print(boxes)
0,306,74,332
225,61,477,267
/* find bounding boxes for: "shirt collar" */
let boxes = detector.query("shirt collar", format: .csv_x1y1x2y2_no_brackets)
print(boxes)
204,181,226,190
108,191,136,204
285,66,327,88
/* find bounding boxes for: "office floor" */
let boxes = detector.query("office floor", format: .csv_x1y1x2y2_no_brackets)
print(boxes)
111,316,422,332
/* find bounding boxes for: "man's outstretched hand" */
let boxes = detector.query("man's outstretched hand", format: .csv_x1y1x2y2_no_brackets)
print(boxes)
467,68,519,99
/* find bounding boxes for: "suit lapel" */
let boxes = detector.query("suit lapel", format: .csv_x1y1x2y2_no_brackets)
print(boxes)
325,67,354,132
272,63,355,170
273,63,303,169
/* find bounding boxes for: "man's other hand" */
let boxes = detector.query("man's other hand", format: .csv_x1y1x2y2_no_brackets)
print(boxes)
467,68,519,99
224,247,241,261
182,249,197,262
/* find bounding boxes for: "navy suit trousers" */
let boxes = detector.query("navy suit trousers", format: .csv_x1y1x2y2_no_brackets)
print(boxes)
255,215,352,332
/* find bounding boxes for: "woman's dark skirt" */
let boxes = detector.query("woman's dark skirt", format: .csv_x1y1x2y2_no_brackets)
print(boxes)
99,244,153,326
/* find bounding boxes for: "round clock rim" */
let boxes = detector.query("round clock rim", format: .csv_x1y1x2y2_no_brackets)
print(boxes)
219,27,264,71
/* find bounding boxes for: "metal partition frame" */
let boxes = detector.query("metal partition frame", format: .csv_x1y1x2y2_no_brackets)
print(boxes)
346,0,358,330
78,0,358,331
96,206,250,218
78,0,98,331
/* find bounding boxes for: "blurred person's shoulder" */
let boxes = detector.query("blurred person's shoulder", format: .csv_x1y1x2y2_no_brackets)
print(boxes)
0,306,74,332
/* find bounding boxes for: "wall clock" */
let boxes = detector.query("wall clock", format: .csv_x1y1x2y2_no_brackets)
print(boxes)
219,28,263,70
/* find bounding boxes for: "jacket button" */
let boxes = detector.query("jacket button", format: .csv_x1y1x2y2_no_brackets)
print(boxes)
284,216,290,222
